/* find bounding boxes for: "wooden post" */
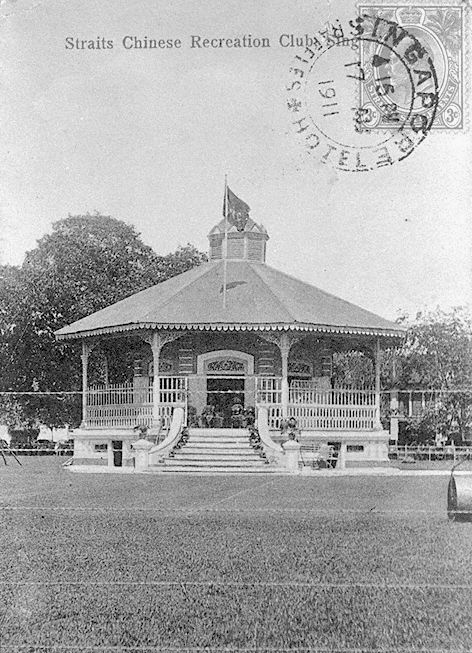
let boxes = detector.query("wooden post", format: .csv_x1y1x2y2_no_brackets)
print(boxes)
390,390,399,442
80,341,95,428
103,353,109,386
150,332,161,431
140,330,182,432
258,332,300,423
374,338,382,429
280,334,290,420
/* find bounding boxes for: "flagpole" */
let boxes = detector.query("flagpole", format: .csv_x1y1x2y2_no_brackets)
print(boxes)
223,174,228,309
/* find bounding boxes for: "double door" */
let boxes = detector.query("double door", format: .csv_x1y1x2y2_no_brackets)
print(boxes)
206,377,245,425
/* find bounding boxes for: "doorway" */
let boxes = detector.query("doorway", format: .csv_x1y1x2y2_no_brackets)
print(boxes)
112,440,123,467
207,377,244,426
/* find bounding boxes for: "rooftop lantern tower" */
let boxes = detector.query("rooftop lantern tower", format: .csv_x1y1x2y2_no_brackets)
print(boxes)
208,186,269,263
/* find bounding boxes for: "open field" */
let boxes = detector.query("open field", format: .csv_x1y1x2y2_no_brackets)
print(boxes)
1,459,472,651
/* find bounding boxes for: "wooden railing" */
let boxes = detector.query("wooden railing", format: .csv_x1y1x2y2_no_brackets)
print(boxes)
256,378,283,429
160,376,187,405
290,402,376,430
289,383,375,406
290,385,377,431
87,381,152,428
86,377,187,428
256,377,282,405
256,378,377,431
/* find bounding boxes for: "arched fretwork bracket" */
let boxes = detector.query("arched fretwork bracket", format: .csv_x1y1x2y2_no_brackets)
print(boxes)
80,339,98,364
258,331,303,356
140,330,182,357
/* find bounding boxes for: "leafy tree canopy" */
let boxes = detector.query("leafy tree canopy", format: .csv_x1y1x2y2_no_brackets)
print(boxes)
333,308,472,443
396,308,472,390
0,212,207,427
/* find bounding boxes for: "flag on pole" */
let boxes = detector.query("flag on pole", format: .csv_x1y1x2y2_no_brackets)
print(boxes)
223,186,250,232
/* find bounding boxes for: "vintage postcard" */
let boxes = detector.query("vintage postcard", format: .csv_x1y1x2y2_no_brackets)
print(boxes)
0,0,471,651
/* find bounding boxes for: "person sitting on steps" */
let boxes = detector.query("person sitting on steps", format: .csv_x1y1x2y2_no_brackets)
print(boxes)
201,404,216,428
231,396,244,429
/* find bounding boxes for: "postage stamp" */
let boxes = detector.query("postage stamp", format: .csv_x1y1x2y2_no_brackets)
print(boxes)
358,4,465,130
286,15,439,171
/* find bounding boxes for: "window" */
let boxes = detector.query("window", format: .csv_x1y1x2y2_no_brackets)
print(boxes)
94,443,108,452
321,350,332,377
347,445,364,453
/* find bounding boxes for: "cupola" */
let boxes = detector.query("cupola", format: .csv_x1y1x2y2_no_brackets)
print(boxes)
207,186,269,263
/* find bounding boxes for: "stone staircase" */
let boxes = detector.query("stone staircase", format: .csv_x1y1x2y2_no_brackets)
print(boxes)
161,428,275,473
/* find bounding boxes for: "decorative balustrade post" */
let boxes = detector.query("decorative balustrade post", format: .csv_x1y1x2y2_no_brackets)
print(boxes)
80,340,96,428
282,438,301,473
374,337,382,429
133,438,153,472
390,389,399,442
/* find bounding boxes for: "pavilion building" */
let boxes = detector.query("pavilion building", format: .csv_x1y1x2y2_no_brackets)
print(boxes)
55,208,404,472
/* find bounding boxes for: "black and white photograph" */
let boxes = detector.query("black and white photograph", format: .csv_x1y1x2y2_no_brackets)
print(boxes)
0,0,471,650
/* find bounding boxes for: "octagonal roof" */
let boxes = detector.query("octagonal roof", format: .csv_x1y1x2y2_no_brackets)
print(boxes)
55,259,404,341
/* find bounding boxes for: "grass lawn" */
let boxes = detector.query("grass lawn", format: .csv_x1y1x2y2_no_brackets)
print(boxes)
1,458,472,651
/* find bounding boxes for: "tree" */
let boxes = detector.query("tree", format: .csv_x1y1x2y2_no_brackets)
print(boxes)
331,308,472,443
396,308,472,390
0,212,207,428
396,308,472,443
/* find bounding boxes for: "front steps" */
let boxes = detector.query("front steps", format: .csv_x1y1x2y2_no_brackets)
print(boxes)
157,428,275,474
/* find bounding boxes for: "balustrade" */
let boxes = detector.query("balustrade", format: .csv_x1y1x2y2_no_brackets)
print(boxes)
86,376,378,431
86,377,187,428
256,378,377,431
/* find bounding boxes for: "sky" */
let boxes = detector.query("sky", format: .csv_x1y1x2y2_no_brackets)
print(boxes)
0,0,470,321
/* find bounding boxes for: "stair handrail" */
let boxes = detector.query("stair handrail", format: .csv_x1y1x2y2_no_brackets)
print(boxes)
257,407,284,464
149,407,185,463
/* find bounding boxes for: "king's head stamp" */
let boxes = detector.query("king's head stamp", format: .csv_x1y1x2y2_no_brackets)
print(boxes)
286,5,465,172
358,5,465,131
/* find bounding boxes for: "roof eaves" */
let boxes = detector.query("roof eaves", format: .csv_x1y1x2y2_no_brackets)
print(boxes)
55,321,405,342
257,261,401,332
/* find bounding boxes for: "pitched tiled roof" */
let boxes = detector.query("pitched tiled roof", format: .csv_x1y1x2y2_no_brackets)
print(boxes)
55,260,404,340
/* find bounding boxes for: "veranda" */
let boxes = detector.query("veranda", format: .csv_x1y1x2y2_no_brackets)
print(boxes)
79,329,383,437
86,375,379,432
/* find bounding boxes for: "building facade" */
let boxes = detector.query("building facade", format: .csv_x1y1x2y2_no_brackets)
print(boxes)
56,213,404,472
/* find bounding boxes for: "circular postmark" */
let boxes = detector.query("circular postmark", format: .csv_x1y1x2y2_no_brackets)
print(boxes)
287,15,439,171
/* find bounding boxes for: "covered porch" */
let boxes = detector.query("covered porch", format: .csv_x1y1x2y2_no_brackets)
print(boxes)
83,376,379,432
77,327,385,437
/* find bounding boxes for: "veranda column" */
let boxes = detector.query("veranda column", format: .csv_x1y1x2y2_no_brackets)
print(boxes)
80,340,96,428
149,332,161,431
259,331,301,423
389,390,399,442
280,333,291,420
141,330,182,433
103,353,109,386
374,337,382,429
